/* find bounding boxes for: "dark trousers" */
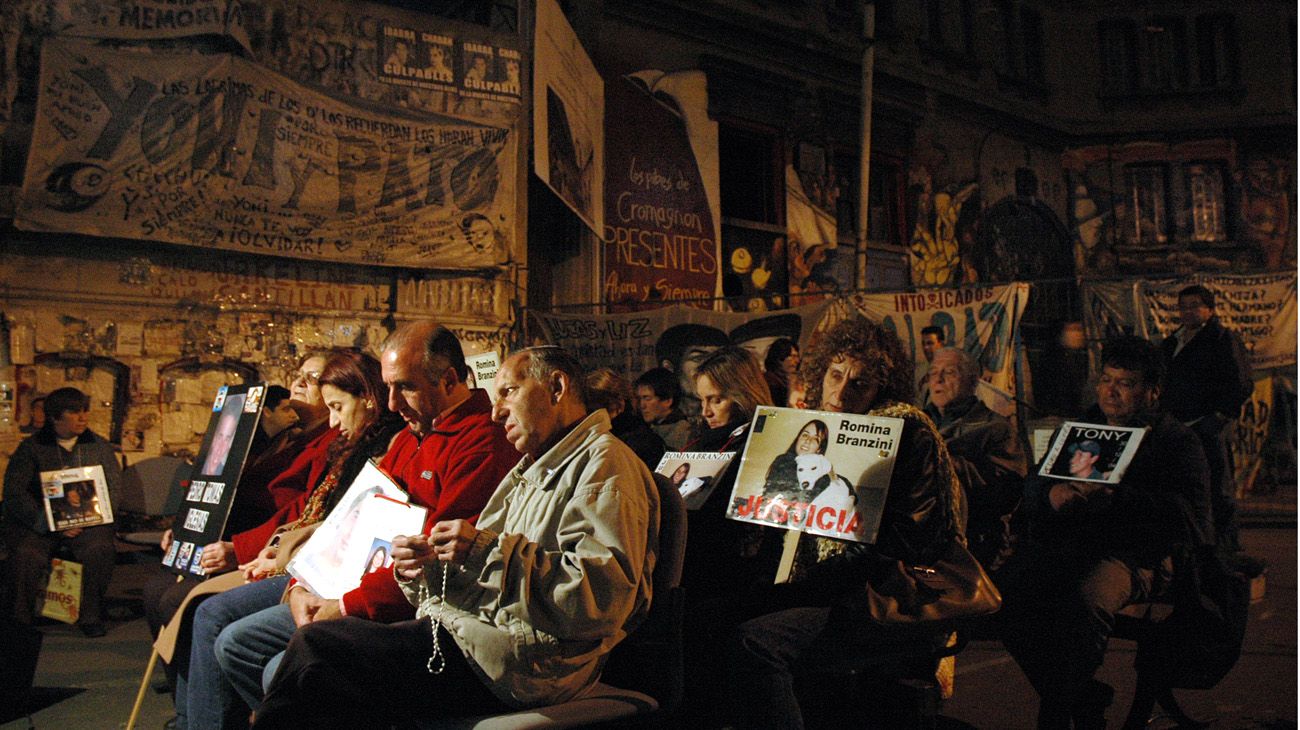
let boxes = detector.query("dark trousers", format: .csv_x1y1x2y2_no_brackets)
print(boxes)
2,523,116,625
142,569,203,689
1195,419,1238,552
253,617,508,729
999,549,1159,726
722,581,936,730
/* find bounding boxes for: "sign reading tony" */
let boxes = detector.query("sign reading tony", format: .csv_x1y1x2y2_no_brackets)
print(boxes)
17,39,514,270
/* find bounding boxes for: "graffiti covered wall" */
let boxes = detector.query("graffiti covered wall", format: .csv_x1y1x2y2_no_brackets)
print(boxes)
904,123,1072,288
1062,140,1296,275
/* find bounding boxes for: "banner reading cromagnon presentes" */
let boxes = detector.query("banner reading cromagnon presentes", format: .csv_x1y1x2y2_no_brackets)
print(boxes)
531,301,833,387
849,283,1030,411
1083,272,1297,370
17,39,514,270
602,74,718,310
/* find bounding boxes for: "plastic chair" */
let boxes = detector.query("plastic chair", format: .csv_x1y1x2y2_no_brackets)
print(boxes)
421,472,688,729
117,456,190,546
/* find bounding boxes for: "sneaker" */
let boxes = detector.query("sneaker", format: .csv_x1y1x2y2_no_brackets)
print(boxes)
1228,553,1268,579
79,622,107,638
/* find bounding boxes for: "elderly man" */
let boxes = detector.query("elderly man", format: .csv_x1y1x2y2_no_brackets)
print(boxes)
924,347,1027,573
1160,284,1253,553
1000,336,1213,729
251,346,659,729
202,323,516,728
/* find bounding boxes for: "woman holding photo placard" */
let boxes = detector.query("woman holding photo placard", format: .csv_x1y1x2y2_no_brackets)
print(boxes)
173,350,403,730
679,346,785,725
721,316,966,729
3,386,121,638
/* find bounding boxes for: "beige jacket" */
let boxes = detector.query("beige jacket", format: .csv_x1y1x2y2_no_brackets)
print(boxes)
400,409,660,707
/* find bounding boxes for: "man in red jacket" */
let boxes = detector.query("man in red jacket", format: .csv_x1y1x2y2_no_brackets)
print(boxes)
206,322,516,725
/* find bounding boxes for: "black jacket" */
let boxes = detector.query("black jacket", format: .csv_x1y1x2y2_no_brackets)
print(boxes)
609,409,667,472
926,395,1027,572
1160,316,1253,426
1024,406,1214,566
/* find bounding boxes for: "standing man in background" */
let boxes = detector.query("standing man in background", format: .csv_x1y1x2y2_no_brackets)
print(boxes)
1160,285,1253,554
915,325,945,406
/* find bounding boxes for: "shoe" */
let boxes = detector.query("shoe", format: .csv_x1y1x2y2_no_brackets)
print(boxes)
1228,553,1268,579
163,716,178,730
1071,679,1114,730
79,622,107,638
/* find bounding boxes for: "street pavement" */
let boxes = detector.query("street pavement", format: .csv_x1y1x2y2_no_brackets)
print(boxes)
3,526,1295,729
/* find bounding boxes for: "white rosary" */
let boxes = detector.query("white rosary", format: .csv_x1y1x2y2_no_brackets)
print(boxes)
417,562,451,674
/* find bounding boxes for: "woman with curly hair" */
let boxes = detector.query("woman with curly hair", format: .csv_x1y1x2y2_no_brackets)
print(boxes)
724,315,967,728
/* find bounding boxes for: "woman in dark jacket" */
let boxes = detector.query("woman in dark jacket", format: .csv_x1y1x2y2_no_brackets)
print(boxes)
2,386,122,636
724,316,964,728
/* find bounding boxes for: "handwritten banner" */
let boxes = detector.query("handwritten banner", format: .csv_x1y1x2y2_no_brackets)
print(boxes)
849,283,1030,407
532,301,832,387
1084,272,1297,370
17,39,515,270
29,0,249,49
602,75,718,310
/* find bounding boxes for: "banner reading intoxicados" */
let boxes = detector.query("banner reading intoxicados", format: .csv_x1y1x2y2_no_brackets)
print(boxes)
17,38,515,269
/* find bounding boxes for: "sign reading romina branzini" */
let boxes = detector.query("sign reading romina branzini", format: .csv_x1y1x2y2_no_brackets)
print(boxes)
725,406,905,544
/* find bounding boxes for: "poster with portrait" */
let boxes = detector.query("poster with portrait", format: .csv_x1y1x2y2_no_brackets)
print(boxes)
286,462,423,599
1037,422,1148,485
654,452,736,511
41,465,113,532
534,0,603,236
725,407,905,544
162,382,265,575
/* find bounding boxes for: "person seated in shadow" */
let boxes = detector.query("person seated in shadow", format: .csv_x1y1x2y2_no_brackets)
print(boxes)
587,367,666,471
999,336,1213,729
720,316,965,728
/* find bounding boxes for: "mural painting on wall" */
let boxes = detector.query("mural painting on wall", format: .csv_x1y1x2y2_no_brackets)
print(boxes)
1063,142,1295,276
1236,155,1293,270
722,225,787,312
602,75,717,311
906,162,978,288
16,38,515,269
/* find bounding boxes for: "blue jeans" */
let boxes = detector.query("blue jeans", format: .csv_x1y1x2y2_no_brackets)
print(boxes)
177,575,290,730
214,603,297,710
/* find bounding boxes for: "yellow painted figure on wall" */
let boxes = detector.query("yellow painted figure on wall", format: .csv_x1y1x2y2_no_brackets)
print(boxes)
909,175,978,287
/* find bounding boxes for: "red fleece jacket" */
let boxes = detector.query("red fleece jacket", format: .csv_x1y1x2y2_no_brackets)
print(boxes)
230,426,341,563
341,389,517,622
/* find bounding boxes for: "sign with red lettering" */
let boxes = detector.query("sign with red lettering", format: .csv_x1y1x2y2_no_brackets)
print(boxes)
601,75,718,310
17,39,515,270
726,406,904,544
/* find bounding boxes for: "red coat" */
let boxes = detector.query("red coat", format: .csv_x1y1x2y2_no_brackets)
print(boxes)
230,425,341,563
341,389,517,622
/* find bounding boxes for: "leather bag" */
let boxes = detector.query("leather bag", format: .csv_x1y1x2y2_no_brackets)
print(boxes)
863,539,1002,627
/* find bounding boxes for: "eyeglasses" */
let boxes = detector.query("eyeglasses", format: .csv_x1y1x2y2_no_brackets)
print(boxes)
294,370,321,385
928,367,961,382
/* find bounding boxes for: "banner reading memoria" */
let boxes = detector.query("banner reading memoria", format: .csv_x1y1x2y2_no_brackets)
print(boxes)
17,39,515,270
